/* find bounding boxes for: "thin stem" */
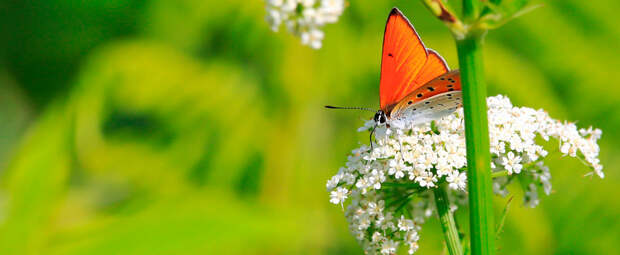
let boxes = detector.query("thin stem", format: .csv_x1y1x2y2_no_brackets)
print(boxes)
456,29,496,255
495,196,513,239
434,185,463,255
491,170,508,178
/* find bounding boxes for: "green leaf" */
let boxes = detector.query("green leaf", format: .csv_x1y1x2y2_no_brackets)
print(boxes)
0,104,72,254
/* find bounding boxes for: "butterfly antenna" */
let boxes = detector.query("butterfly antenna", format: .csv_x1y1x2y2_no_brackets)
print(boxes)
325,105,376,112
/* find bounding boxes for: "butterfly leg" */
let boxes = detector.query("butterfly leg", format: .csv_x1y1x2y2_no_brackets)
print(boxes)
369,124,377,151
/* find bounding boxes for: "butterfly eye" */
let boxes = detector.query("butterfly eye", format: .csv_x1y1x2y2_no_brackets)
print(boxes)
380,115,386,124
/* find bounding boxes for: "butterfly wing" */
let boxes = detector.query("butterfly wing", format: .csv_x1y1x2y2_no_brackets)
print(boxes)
389,70,461,124
379,8,449,112
390,91,462,128
415,50,450,86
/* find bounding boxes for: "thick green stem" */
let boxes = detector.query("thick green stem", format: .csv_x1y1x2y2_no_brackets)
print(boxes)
434,185,463,255
456,32,496,255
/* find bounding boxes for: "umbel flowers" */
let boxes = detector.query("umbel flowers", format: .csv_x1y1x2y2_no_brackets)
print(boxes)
327,95,603,254
265,0,345,49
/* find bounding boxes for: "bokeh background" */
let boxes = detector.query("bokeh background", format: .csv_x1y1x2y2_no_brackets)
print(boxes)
1,0,618,254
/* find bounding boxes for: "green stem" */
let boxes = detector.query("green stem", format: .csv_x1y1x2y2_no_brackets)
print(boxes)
491,170,508,178
456,27,496,255
462,0,482,22
434,185,463,255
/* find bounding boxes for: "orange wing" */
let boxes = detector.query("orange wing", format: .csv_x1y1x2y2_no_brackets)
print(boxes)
415,50,450,87
379,8,449,112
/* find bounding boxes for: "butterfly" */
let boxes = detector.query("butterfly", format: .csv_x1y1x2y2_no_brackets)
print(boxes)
327,8,462,131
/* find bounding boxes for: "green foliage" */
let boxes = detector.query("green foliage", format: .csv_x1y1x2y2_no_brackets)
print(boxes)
0,0,618,254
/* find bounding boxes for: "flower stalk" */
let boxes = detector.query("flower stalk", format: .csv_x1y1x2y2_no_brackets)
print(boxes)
433,184,463,255
456,16,496,255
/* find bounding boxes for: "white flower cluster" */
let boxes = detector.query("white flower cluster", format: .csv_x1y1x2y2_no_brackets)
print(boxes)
327,95,603,254
265,0,345,49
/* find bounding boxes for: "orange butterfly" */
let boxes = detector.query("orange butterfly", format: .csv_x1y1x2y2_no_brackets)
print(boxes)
328,8,462,130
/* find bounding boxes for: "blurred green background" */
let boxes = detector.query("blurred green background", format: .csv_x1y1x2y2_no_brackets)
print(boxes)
0,0,618,254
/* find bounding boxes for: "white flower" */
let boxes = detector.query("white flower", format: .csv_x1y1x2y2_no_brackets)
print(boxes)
369,169,386,189
355,176,370,191
330,187,348,206
435,162,453,177
265,0,345,49
501,151,522,174
416,171,437,188
405,230,420,243
372,231,385,243
265,8,282,31
493,181,509,197
388,159,410,179
534,162,552,195
376,211,396,231
380,239,398,255
300,0,315,7
357,213,371,230
328,95,603,254
301,28,324,49
408,242,420,255
524,183,540,208
398,215,415,232
354,230,365,240
446,171,467,190
326,173,341,191
367,200,384,216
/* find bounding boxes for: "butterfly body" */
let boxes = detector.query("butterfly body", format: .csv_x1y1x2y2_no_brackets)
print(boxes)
326,8,462,132
374,8,462,128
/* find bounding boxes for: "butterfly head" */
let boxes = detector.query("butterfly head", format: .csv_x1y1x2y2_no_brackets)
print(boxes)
374,110,387,125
